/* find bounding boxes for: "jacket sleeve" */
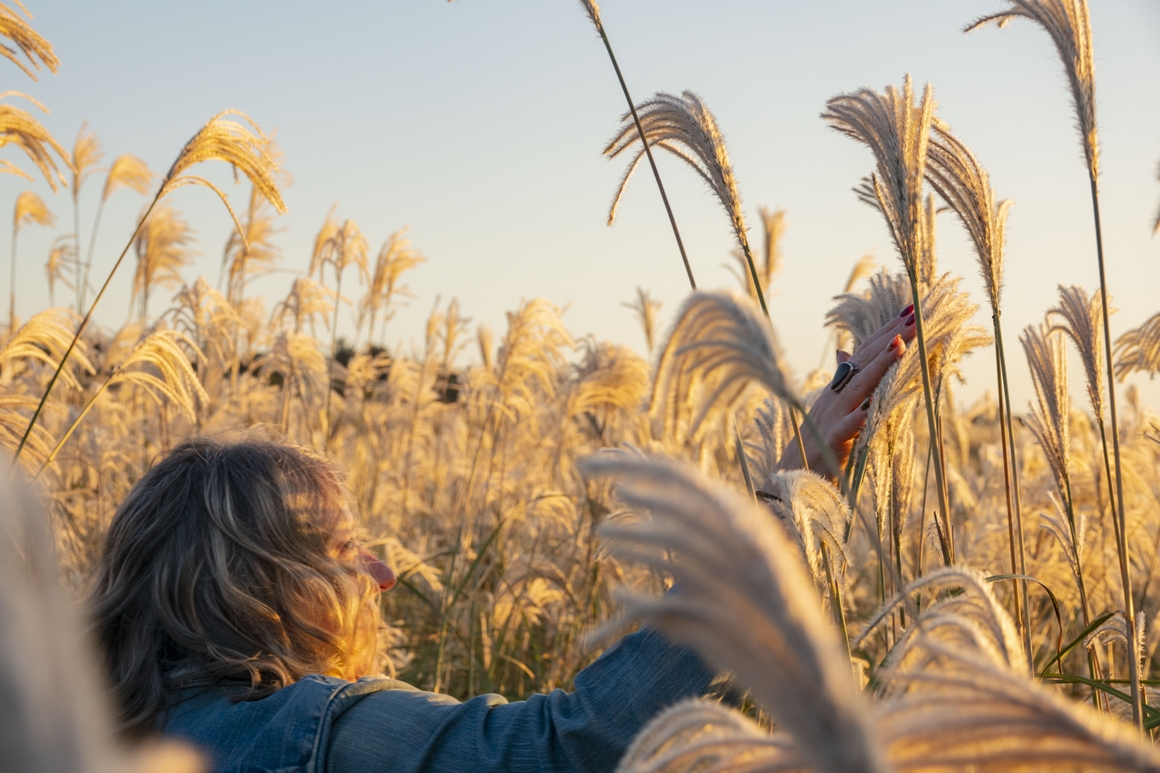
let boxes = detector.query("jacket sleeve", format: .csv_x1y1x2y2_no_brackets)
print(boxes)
325,628,714,773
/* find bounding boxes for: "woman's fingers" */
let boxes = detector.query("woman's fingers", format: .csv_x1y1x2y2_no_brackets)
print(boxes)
857,304,914,353
841,334,907,408
831,397,871,447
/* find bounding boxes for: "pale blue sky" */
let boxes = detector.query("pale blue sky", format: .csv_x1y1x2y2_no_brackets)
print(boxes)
7,1,1160,408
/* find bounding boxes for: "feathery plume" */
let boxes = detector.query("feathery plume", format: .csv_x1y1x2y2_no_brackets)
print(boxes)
0,92,68,191
1048,285,1106,421
823,76,934,280
69,122,101,199
9,189,53,330
221,186,283,308
13,188,51,233
44,235,74,307
37,328,208,476
967,0,1097,181
760,469,852,591
925,121,1011,312
621,286,662,354
1114,312,1160,380
131,204,196,320
1021,323,1070,500
100,154,152,202
577,0,600,26
360,228,424,347
605,91,767,312
582,451,889,773
650,291,794,443
159,110,286,242
0,2,57,79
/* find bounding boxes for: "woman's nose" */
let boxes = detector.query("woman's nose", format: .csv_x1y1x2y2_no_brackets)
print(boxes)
359,548,396,591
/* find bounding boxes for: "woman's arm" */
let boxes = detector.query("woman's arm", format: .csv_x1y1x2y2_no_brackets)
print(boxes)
326,627,713,773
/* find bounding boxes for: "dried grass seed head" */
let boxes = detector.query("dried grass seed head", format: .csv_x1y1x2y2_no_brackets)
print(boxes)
1047,284,1107,421
577,0,601,27
823,75,935,279
0,2,57,80
101,154,153,202
1021,322,1071,498
1114,311,1160,380
604,90,751,253
925,119,1011,311
650,291,795,443
581,451,889,773
70,122,102,201
161,111,287,248
12,188,52,232
967,0,1098,180
0,92,69,191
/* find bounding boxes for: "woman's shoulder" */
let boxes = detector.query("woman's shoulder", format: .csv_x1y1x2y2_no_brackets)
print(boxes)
162,675,416,773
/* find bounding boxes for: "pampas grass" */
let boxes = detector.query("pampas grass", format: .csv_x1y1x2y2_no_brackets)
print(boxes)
12,109,286,465
10,188,52,331
969,0,1144,725
823,76,954,560
605,91,768,315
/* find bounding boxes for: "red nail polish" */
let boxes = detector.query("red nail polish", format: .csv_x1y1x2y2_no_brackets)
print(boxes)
905,314,915,326
899,304,914,317
892,334,904,349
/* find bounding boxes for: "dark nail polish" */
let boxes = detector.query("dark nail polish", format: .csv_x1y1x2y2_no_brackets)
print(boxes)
899,304,914,317
905,314,915,326
860,397,871,411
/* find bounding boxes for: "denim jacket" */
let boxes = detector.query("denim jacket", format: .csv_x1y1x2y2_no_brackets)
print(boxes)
162,628,714,773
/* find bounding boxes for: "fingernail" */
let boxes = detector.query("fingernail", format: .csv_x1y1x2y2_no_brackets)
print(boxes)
892,334,904,350
905,314,915,326
899,304,914,317
860,397,871,411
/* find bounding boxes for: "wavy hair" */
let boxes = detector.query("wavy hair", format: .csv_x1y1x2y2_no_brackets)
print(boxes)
90,436,381,738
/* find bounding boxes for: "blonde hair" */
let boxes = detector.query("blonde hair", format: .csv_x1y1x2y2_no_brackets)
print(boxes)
90,436,381,738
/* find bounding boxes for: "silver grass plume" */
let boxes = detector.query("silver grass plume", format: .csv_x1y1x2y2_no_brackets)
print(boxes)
759,469,851,592
604,92,764,311
1114,312,1160,380
1021,323,1071,502
823,76,934,281
967,0,1098,182
924,120,1011,313
650,291,794,443
581,451,889,773
608,486,1160,772
605,90,743,236
577,0,600,26
1084,611,1145,675
857,567,1026,677
1047,284,1106,423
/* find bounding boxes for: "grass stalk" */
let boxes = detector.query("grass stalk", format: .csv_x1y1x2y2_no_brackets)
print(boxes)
588,12,695,290
907,272,953,564
11,192,161,468
993,315,1032,665
1088,173,1142,728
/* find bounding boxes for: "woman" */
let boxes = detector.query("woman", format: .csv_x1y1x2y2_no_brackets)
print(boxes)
90,311,914,773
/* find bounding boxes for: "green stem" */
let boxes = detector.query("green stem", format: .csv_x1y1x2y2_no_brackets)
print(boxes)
994,318,1031,665
907,272,952,564
1089,172,1142,729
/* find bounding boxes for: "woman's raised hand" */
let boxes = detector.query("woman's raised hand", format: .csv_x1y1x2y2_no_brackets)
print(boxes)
777,304,917,478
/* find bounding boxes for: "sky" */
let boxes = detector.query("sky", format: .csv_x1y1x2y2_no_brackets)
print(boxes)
6,0,1160,411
